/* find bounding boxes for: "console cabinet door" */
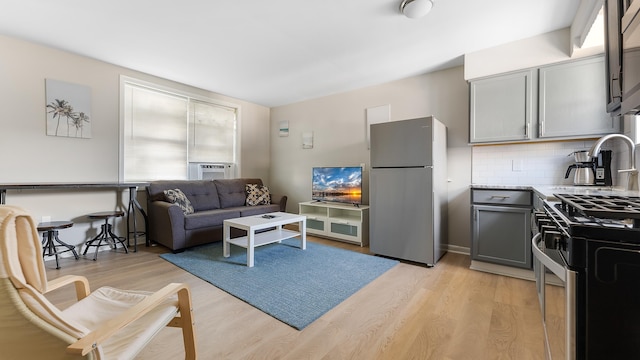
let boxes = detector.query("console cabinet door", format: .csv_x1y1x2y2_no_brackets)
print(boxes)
539,56,619,138
471,204,532,269
469,69,535,143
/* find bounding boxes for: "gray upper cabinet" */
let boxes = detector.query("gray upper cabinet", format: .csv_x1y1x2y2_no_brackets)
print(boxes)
538,56,619,138
469,55,618,144
470,69,535,143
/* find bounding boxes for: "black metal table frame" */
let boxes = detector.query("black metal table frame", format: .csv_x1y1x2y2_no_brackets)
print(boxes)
0,182,149,251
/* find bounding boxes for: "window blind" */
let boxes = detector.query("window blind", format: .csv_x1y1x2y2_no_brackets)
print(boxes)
121,80,238,182
189,99,237,163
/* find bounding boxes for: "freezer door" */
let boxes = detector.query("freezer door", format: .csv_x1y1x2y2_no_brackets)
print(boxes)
370,117,434,167
370,167,435,264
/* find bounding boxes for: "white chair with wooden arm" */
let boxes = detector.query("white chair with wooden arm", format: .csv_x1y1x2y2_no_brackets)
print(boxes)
0,205,197,359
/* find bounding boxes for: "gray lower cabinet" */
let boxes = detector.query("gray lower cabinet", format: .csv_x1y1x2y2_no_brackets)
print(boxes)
471,189,532,269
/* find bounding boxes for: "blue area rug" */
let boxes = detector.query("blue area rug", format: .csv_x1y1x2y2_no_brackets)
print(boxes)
160,239,398,330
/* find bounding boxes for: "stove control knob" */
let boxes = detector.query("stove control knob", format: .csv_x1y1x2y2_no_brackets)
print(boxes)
543,230,563,249
538,218,552,228
556,235,568,251
533,212,550,229
540,225,556,237
533,212,547,224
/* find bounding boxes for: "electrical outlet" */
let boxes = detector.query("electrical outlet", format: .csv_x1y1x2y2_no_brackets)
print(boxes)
41,215,51,223
512,159,523,172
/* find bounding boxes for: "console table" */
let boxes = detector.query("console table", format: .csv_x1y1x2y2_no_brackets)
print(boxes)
298,201,369,246
0,182,149,251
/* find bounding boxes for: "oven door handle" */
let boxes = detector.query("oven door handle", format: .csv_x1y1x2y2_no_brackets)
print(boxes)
532,234,566,281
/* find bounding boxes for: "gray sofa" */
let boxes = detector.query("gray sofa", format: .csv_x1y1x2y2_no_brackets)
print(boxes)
146,178,287,252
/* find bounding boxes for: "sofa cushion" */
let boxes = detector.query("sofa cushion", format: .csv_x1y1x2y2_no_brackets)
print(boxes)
183,209,241,230
215,178,263,208
181,181,221,211
163,189,194,215
245,184,271,206
148,180,220,211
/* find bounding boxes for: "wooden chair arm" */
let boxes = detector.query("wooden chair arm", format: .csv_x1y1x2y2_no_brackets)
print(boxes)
66,282,192,356
46,275,91,301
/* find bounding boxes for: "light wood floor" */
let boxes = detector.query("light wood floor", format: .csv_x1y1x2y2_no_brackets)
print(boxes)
45,237,544,360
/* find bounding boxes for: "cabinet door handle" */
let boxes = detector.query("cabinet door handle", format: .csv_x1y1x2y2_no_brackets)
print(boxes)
539,120,544,137
611,72,622,100
490,195,510,199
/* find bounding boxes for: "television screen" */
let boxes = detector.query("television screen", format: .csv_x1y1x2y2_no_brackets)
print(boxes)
312,166,362,204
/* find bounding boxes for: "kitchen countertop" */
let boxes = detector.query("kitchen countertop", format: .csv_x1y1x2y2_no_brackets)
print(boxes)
471,184,640,201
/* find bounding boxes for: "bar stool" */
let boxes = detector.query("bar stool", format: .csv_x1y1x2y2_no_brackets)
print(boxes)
37,220,79,269
83,211,128,260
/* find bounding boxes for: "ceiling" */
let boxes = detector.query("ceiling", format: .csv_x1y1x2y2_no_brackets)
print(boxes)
0,0,581,107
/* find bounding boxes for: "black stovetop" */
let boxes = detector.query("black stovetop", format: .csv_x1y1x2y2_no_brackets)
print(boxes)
549,194,640,243
554,193,640,227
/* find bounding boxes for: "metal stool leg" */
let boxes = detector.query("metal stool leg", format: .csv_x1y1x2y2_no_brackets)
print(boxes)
44,231,60,269
107,223,128,254
84,217,128,260
83,223,108,261
52,231,79,260
42,230,79,269
38,221,76,269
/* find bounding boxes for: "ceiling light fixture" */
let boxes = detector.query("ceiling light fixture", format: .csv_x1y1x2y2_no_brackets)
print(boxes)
400,0,434,19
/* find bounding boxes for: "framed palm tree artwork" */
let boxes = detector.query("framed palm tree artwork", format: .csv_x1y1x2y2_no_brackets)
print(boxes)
45,79,92,138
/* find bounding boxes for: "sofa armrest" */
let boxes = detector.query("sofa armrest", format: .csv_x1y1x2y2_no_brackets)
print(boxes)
275,195,287,212
147,200,187,250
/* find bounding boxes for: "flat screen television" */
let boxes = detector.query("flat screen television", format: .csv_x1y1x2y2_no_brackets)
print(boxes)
312,166,362,205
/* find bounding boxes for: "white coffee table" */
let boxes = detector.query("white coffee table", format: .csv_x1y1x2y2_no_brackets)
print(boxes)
223,212,306,267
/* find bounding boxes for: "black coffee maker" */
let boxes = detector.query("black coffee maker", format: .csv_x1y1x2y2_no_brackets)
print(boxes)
594,150,613,186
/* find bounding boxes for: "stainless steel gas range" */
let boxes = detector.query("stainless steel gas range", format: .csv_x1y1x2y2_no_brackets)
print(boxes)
532,193,640,360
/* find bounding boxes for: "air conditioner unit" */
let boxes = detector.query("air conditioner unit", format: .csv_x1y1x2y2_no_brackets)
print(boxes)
188,163,234,180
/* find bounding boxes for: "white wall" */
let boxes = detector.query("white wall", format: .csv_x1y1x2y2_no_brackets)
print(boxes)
269,67,472,249
0,34,270,251
464,28,604,80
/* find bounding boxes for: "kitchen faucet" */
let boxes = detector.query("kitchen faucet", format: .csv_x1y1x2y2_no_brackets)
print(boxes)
588,134,638,191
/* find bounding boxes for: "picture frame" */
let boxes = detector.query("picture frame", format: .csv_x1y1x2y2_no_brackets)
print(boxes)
45,79,92,138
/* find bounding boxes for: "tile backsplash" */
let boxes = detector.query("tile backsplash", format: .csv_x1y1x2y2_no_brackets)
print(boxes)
472,140,600,186
472,117,640,187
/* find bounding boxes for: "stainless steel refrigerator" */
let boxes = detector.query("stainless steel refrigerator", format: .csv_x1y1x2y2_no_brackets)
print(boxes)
369,116,448,266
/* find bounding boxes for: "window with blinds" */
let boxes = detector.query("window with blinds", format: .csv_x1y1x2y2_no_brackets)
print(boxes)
121,78,238,181
189,99,237,164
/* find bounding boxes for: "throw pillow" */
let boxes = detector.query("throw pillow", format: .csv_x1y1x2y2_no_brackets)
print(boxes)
245,184,271,206
163,189,195,215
